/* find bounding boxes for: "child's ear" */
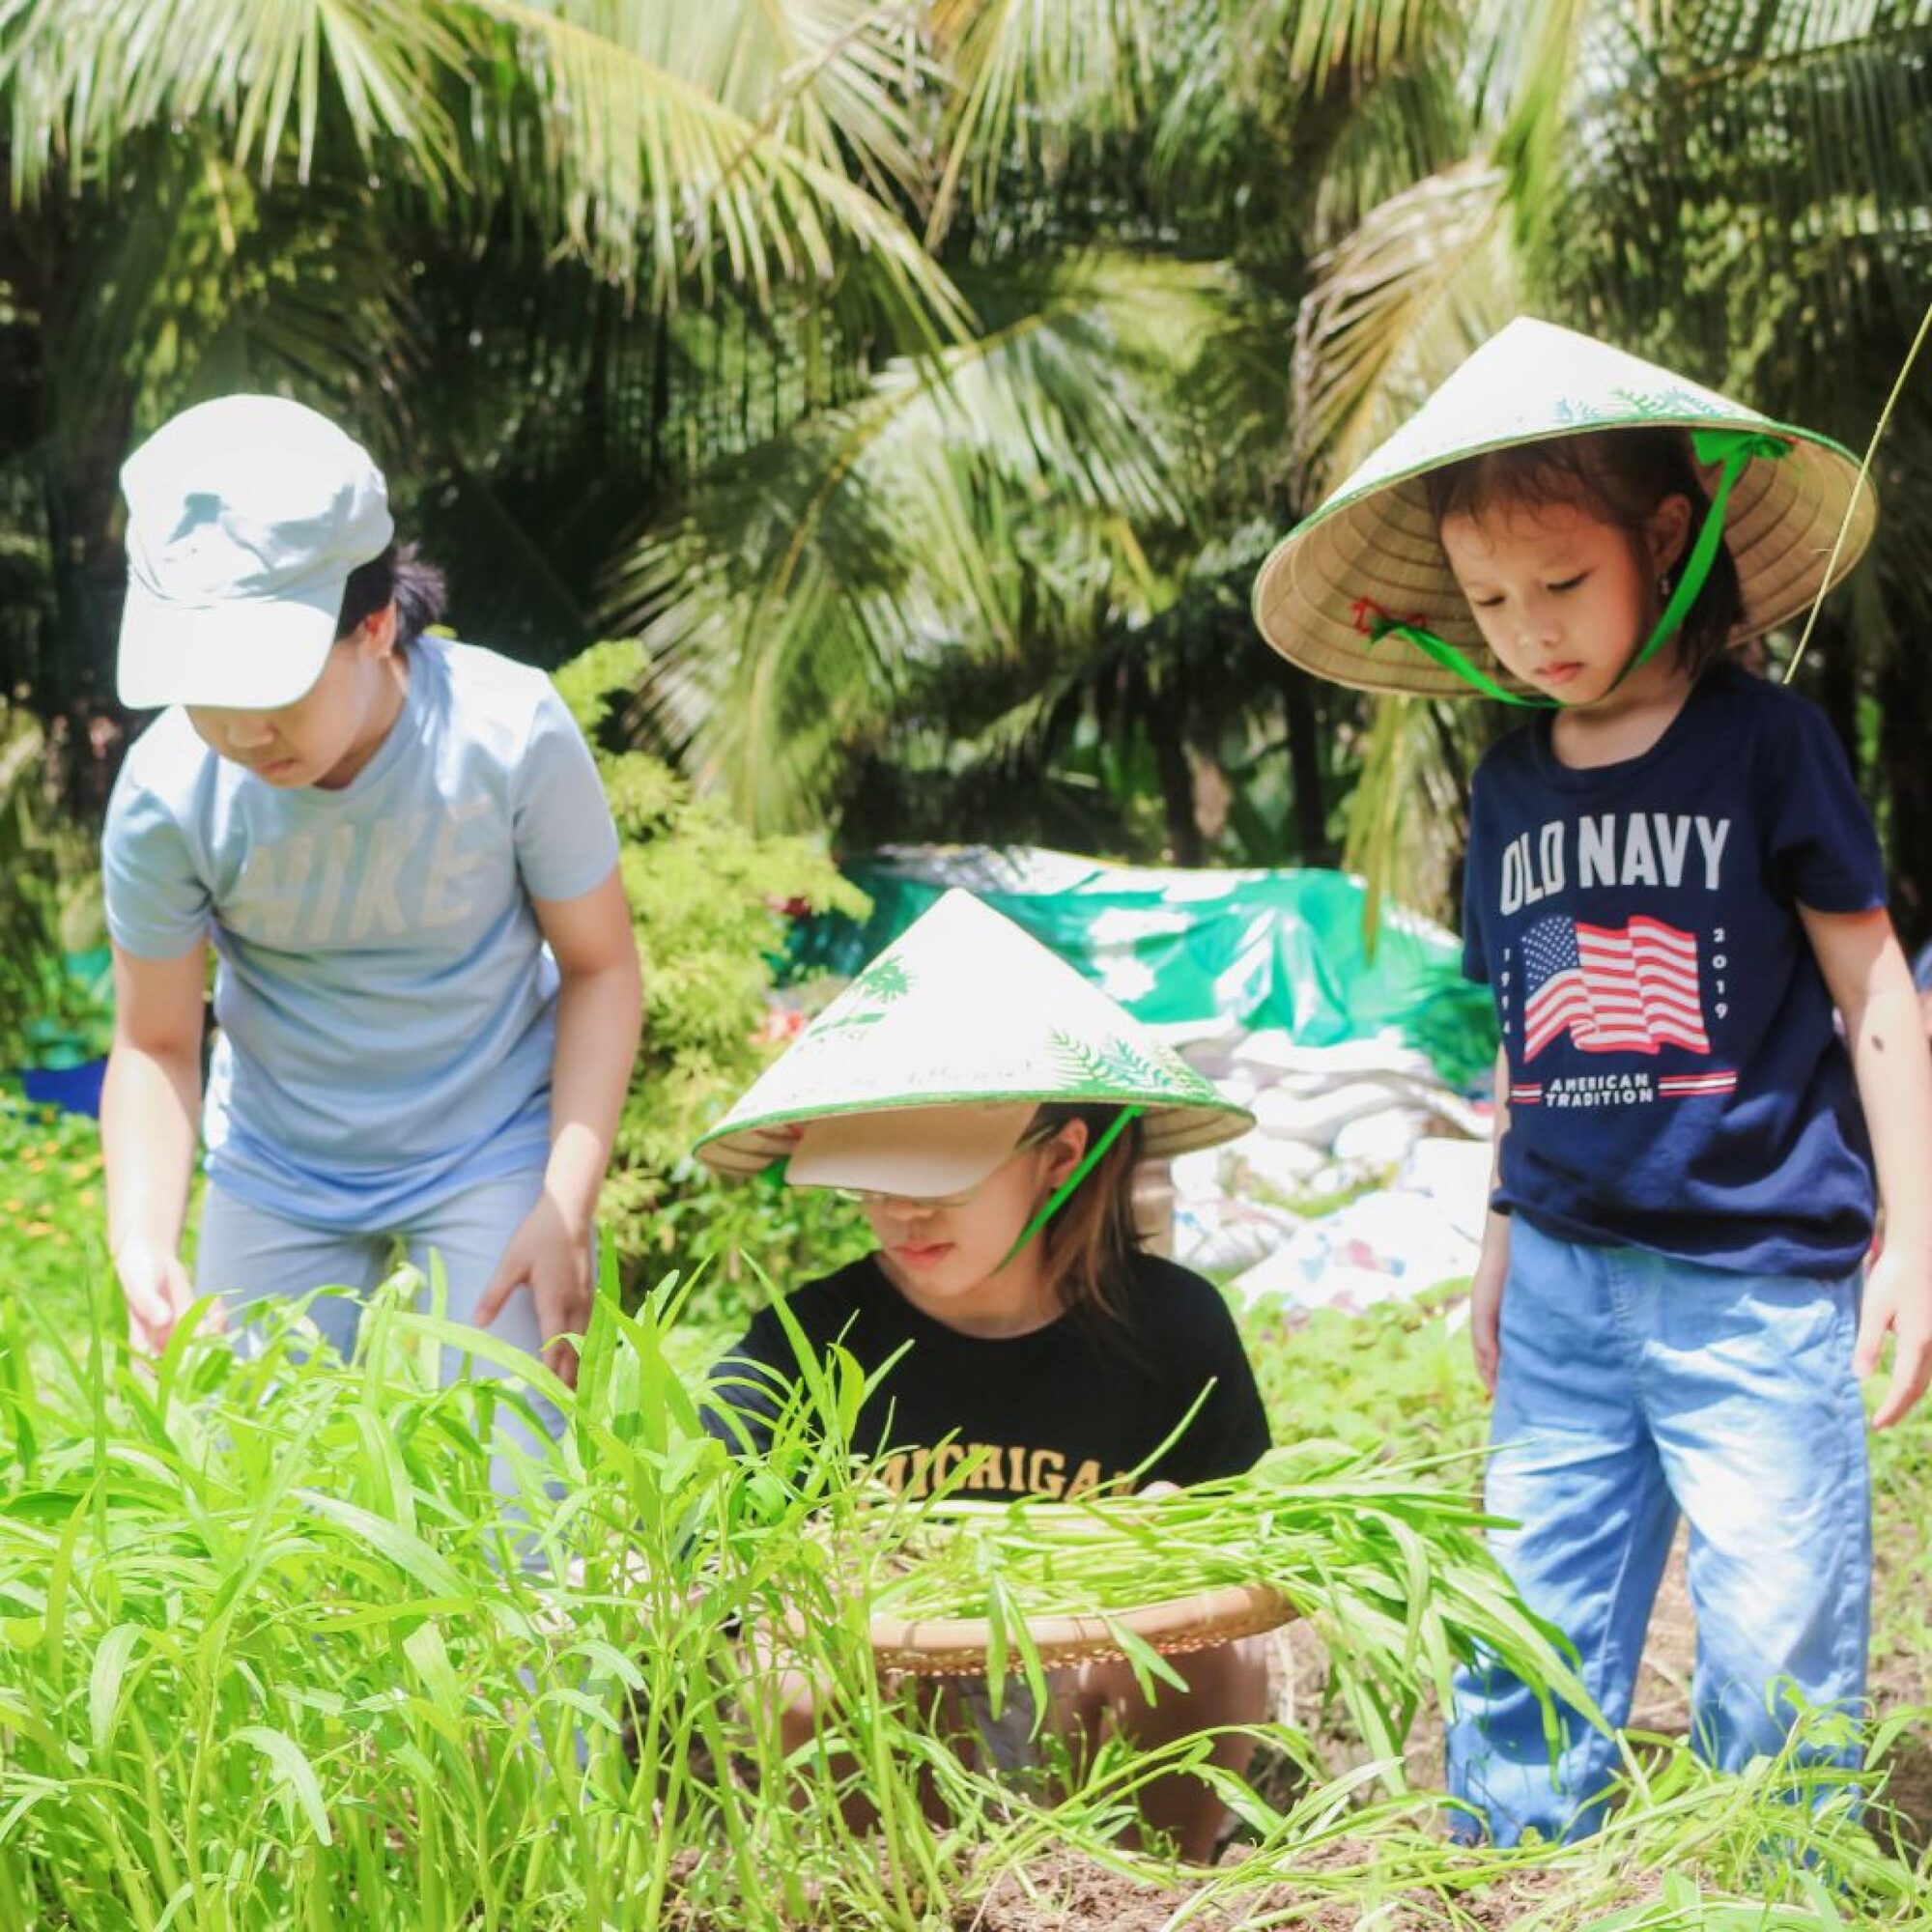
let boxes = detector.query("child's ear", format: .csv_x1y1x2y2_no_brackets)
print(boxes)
1042,1121,1089,1185
348,603,400,662
1648,493,1693,572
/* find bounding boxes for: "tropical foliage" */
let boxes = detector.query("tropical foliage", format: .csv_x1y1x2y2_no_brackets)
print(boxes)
3,14,1930,1922
0,700,108,1072
0,0,957,727
4,1,1927,926
551,639,872,1301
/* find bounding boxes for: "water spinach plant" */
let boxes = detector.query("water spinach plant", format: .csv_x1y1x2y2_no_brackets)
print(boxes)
2,1245,1927,1929
0,1263,974,1929
0,1253,1542,1926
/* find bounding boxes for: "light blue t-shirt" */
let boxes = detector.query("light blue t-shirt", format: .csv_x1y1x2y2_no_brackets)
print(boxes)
102,639,621,1231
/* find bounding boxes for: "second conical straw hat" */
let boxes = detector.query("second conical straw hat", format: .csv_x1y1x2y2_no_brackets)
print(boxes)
695,889,1253,1176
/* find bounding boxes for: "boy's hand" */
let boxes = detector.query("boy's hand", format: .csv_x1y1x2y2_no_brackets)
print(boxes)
1855,1243,1932,1430
115,1236,203,1355
1467,1210,1512,1398
1469,1258,1505,1398
475,1193,593,1388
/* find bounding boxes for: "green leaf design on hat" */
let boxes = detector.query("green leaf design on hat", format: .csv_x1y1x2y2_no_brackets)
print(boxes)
807,952,916,1042
1553,384,1752,427
851,954,912,1007
1047,1028,1216,1103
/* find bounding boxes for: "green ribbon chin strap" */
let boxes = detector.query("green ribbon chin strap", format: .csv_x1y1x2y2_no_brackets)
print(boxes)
997,1103,1144,1272
1355,426,1790,707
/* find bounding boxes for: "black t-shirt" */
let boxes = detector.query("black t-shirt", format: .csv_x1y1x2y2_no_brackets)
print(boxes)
705,1252,1271,1501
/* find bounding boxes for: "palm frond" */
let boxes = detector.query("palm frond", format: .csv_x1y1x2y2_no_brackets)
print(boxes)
47,139,417,451
1341,692,1484,930
1463,0,1596,259
923,0,1462,260
1307,60,1477,248
0,0,467,191
1179,0,1454,107
2,0,968,333
1509,1,1932,368
899,523,1283,793
636,0,932,207
1116,0,1481,338
1291,158,1516,496
460,1,969,329
1276,0,1447,93
923,0,1159,243
603,260,1227,827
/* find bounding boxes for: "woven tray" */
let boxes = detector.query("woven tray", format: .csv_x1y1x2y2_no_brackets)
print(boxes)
867,1580,1294,1678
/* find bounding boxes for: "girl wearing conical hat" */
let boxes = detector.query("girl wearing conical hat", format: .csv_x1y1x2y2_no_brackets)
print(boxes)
1255,318,1932,1844
696,888,1271,1862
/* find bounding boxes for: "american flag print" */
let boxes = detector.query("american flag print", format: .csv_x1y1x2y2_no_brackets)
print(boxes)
1519,913,1711,1062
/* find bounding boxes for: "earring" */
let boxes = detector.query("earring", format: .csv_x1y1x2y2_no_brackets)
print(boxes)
1657,572,1672,601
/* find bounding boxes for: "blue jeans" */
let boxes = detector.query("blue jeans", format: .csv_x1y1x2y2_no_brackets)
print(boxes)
1446,1216,1870,1845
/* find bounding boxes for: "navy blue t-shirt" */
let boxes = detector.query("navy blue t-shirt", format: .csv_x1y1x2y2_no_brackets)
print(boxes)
1462,663,1886,1276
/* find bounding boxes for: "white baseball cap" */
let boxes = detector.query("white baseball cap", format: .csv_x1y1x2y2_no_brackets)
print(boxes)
117,395,395,711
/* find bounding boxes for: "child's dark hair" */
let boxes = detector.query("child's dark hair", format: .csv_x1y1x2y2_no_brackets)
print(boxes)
335,542,448,648
1423,428,1744,679
1030,1102,1148,1326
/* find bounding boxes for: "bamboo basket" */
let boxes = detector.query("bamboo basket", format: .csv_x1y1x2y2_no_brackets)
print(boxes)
867,1580,1294,1677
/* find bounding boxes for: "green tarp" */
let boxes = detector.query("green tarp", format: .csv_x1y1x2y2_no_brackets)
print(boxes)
788,850,1497,1091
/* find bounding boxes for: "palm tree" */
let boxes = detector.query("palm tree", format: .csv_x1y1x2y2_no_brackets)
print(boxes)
0,0,966,717
0,1,959,322
611,0,1928,924
608,0,1472,850
604,255,1266,831
6,0,1926,932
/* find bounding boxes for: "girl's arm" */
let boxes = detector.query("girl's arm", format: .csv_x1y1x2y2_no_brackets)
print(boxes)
101,940,208,1352
474,867,642,1383
1802,904,1932,1429
1469,1044,1512,1395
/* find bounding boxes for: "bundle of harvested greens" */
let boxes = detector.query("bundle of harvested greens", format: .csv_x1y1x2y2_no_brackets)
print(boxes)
856,1439,1591,1759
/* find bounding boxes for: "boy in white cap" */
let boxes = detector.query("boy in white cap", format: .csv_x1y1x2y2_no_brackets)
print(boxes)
101,395,641,1414
1253,318,1932,1842
696,890,1273,1861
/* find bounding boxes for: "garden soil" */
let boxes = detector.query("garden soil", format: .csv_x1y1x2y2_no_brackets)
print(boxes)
959,1844,1647,1930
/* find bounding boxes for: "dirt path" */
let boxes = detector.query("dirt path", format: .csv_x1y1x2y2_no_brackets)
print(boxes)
958,1845,1598,1931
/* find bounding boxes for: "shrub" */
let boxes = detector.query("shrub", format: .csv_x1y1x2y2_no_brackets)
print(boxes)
0,703,109,1072
552,643,874,1316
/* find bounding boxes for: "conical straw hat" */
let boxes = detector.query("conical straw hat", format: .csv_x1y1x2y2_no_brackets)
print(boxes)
1251,316,1877,697
695,889,1252,1176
